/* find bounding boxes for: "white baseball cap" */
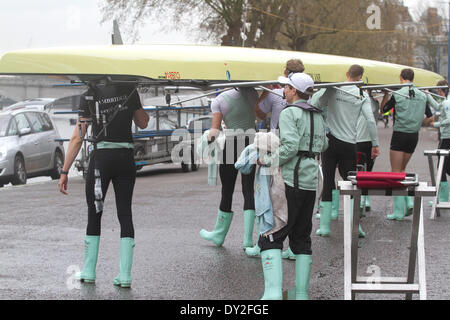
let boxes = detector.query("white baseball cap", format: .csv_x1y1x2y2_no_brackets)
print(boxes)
278,73,315,95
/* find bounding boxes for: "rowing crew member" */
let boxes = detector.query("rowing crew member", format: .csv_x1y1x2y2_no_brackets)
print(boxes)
246,58,305,260
312,64,380,238
58,78,149,287
257,73,328,300
356,94,380,213
427,80,450,203
380,68,433,220
255,59,305,132
199,87,259,249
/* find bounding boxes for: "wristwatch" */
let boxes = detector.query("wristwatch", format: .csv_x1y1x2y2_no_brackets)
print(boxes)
60,170,69,175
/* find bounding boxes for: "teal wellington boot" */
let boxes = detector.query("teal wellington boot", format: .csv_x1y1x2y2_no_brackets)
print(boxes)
360,196,371,213
365,196,371,212
316,202,331,237
75,235,100,283
331,189,340,220
282,247,296,260
245,244,261,257
295,254,312,300
360,196,372,216
405,196,414,217
387,196,406,221
260,249,283,300
350,199,366,238
242,210,256,248
428,182,449,207
439,181,449,203
360,196,366,217
315,202,323,219
200,210,234,246
113,237,135,288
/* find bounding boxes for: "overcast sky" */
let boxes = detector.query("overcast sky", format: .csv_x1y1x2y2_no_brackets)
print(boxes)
0,0,446,56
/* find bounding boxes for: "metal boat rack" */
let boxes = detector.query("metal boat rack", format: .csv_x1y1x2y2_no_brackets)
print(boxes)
424,149,450,219
338,175,435,300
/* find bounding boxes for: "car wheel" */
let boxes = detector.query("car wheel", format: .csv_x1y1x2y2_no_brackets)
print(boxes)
11,155,27,185
50,150,64,180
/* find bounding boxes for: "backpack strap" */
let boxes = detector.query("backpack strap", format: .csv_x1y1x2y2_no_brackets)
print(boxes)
293,111,317,189
286,101,322,113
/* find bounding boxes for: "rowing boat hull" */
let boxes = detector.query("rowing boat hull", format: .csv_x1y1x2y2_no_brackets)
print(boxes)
0,44,444,86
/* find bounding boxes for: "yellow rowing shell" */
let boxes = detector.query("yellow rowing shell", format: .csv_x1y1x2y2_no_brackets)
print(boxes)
0,44,444,86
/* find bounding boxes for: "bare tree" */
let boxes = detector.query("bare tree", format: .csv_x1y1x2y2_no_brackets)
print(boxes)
100,0,247,45
100,0,425,67
414,5,448,74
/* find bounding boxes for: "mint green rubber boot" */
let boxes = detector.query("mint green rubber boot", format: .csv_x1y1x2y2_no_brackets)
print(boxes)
439,181,449,203
316,202,331,237
315,202,323,219
242,210,256,249
75,235,100,283
245,244,261,257
331,189,340,220
428,182,449,207
316,190,339,220
387,196,406,221
260,249,283,300
360,195,366,217
350,199,366,238
113,237,135,288
405,196,414,217
295,254,312,300
282,247,296,260
365,196,371,212
360,196,372,213
200,210,234,246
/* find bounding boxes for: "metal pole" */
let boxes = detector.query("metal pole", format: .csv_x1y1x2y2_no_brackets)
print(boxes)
437,39,441,74
448,0,450,79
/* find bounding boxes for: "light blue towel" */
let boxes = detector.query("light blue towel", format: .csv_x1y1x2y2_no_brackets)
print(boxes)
234,144,259,174
235,145,274,235
196,131,220,186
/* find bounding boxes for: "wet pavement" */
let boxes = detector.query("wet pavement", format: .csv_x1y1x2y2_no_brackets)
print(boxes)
1,123,449,300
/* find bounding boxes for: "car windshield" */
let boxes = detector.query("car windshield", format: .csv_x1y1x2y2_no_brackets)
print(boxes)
0,115,11,137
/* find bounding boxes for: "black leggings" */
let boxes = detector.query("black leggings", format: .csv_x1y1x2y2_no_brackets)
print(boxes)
438,139,450,182
258,185,316,255
322,134,356,202
356,141,375,172
85,148,136,238
219,136,255,213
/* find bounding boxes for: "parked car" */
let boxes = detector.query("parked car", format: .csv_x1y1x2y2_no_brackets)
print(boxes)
4,98,56,112
0,108,65,187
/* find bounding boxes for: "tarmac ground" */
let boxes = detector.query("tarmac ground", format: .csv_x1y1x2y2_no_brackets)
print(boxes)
0,122,449,300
